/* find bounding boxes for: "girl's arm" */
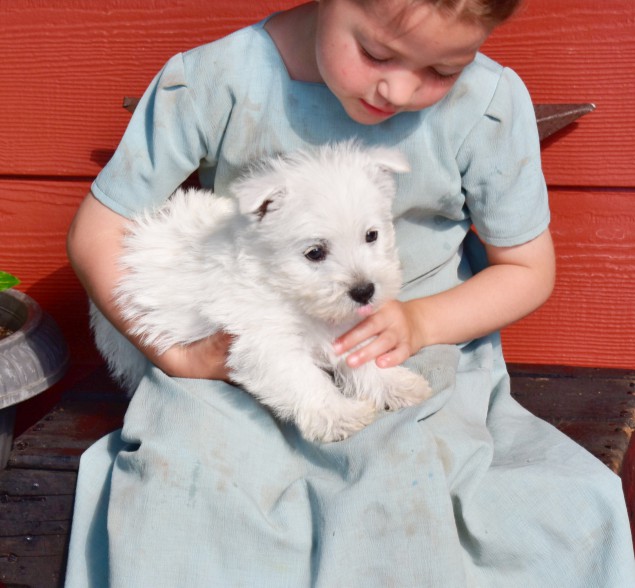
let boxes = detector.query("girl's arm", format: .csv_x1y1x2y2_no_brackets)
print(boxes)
67,192,233,381
334,228,556,368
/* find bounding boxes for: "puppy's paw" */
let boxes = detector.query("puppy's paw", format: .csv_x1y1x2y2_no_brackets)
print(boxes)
297,399,377,443
381,367,433,411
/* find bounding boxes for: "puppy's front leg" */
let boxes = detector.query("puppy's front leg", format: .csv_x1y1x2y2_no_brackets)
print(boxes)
227,333,377,443
337,361,432,413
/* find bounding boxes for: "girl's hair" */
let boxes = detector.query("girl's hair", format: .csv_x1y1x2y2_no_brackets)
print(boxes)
430,0,522,26
352,0,523,27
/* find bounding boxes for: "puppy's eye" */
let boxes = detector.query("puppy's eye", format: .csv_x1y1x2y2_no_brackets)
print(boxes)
366,229,378,243
304,244,328,262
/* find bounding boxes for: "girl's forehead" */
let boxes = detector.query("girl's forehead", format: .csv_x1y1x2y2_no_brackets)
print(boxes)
359,0,439,27
358,0,483,24
361,0,477,37
357,0,489,63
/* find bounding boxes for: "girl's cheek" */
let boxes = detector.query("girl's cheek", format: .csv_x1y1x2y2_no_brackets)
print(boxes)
412,86,454,111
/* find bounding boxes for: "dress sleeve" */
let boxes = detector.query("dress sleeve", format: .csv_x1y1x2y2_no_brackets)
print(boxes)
458,67,550,247
91,53,219,218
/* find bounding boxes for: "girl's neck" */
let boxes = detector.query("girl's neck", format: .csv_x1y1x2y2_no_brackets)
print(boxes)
264,2,322,83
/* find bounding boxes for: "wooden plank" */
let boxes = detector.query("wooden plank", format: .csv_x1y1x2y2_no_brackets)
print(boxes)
0,494,73,536
0,519,71,540
0,555,65,588
509,372,635,424
0,377,118,586
0,179,83,274
0,0,632,187
8,399,127,471
508,364,635,380
501,187,635,369
0,469,77,497
4,373,119,584
556,422,631,475
8,365,127,472
0,0,279,178
482,0,635,187
508,365,635,474
0,178,100,369
0,534,68,559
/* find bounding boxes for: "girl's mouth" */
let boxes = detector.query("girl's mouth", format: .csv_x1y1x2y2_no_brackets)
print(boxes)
359,99,397,118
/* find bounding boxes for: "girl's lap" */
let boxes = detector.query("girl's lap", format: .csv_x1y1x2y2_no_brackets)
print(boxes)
66,344,634,587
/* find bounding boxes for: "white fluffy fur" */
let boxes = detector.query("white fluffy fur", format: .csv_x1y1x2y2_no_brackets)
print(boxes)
91,141,432,442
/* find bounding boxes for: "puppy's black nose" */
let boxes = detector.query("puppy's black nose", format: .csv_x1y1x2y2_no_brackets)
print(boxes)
349,283,375,305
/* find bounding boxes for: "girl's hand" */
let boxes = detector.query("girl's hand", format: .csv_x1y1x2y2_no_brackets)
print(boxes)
68,193,235,384
333,300,423,369
333,230,557,370
150,331,234,383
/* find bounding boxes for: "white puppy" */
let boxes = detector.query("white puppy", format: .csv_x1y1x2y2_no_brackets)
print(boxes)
91,142,432,442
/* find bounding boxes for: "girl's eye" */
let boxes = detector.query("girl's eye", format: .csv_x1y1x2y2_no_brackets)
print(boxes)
304,244,328,262
366,229,378,243
430,69,460,82
360,45,390,64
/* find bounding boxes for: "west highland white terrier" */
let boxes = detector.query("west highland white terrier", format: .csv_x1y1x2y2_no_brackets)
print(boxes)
91,142,432,442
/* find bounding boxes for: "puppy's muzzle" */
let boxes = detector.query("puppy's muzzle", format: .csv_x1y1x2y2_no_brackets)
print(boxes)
349,283,375,305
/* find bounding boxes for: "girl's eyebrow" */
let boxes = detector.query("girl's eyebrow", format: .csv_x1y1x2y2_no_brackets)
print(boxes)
361,31,474,71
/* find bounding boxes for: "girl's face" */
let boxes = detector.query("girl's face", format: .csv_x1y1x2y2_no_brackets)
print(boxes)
314,0,490,124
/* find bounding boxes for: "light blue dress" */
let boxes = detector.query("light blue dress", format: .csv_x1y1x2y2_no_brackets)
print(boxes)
65,18,635,587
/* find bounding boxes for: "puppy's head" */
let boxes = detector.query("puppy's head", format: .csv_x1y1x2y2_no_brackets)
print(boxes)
232,141,409,323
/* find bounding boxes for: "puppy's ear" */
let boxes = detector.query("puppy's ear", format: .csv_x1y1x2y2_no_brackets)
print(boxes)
235,177,286,220
367,147,410,174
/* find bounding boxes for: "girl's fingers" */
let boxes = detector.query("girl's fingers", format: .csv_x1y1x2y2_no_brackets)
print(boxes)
345,330,399,367
376,342,411,368
334,300,414,367
334,314,383,354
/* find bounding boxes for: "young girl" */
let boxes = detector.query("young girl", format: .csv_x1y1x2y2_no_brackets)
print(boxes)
65,0,635,585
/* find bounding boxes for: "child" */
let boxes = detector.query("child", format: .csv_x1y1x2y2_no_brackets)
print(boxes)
65,1,635,586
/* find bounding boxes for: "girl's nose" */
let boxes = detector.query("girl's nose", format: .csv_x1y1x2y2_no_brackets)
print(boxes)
377,73,421,107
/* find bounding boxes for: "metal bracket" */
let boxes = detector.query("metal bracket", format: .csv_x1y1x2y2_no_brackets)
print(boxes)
533,103,595,141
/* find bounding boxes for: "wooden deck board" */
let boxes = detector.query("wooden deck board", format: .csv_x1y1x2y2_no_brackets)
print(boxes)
1,365,634,587
8,400,127,472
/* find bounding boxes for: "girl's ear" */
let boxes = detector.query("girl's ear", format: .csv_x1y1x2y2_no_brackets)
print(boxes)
367,147,410,174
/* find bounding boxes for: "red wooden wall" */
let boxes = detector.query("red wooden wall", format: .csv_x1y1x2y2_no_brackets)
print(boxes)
1,0,633,431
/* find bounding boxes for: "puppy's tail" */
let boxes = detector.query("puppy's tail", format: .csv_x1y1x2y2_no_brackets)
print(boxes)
89,300,147,395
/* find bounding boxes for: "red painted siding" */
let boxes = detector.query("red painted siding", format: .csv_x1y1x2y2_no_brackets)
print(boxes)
1,0,633,429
